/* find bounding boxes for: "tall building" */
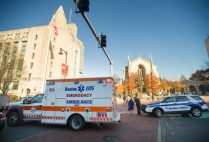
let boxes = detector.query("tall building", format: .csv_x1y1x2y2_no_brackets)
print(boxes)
0,6,84,97
205,36,209,57
123,55,159,92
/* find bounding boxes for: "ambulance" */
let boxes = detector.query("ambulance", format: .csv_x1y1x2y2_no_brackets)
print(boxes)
6,77,121,130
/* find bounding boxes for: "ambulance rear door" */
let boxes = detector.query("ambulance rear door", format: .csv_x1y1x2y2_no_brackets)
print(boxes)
54,81,66,124
91,79,113,122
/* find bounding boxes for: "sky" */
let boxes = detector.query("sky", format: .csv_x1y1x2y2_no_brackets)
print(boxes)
0,0,209,80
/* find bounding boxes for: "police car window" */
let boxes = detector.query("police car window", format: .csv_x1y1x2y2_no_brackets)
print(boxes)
30,94,43,103
191,96,203,101
176,96,190,102
163,97,176,103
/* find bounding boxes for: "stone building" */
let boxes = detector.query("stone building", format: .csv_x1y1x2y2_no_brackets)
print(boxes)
123,55,159,93
0,6,84,97
205,36,209,57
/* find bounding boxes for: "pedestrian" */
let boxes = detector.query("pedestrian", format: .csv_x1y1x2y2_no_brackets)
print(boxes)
134,96,141,115
128,98,134,115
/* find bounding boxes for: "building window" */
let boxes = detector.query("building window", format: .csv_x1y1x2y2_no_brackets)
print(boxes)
32,53,35,59
12,81,19,90
49,72,52,78
35,35,38,40
30,62,33,69
28,73,32,81
33,43,36,50
50,62,53,68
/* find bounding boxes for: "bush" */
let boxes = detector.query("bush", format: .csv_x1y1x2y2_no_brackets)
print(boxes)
11,95,19,101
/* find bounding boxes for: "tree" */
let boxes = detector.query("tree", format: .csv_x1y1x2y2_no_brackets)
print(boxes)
180,75,187,81
113,73,121,84
115,83,124,96
160,78,172,95
146,74,160,95
0,42,19,95
125,73,137,96
190,69,209,81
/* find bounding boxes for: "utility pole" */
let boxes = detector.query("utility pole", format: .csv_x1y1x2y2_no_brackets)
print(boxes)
73,0,113,77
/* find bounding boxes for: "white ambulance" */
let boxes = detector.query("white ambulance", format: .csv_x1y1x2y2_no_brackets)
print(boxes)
6,77,121,130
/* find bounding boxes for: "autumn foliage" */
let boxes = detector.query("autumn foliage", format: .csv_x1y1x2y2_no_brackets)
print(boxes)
146,74,160,94
116,73,187,96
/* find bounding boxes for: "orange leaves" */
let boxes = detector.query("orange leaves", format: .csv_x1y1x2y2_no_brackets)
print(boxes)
146,74,160,94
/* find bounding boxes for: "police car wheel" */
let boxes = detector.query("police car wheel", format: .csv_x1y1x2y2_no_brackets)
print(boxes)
191,107,202,117
7,112,20,127
153,108,163,118
69,115,85,131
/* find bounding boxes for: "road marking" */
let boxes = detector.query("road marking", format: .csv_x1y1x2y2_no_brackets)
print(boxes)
157,119,162,142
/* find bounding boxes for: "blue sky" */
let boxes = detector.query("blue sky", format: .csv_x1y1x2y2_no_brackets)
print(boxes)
0,0,209,80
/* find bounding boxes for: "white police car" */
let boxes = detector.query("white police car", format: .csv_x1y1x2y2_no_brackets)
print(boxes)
142,94,208,118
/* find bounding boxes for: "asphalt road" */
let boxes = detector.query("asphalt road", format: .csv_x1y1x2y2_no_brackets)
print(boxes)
0,121,54,142
0,113,157,142
159,113,209,142
1,103,209,142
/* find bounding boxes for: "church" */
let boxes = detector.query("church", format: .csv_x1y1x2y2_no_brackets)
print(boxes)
123,55,159,93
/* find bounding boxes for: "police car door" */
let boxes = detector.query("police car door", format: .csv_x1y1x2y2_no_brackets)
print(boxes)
23,94,44,120
162,97,178,112
176,96,190,112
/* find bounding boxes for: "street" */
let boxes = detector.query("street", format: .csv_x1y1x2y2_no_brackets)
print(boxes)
1,103,209,142
159,114,209,142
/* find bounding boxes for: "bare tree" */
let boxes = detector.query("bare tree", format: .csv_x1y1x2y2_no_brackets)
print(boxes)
113,74,121,84
0,42,19,95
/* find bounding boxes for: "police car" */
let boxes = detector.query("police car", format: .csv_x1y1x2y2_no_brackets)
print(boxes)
142,94,208,118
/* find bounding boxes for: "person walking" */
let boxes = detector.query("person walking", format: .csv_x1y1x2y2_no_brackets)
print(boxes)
128,98,134,115
134,96,141,115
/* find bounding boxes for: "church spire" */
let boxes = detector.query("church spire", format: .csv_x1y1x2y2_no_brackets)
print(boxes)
128,55,130,66
149,53,153,72
138,49,141,59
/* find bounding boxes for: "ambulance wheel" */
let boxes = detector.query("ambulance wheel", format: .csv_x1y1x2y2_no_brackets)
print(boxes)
69,115,85,131
7,112,20,127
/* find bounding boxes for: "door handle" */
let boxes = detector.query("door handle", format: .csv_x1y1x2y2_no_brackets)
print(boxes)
61,109,65,112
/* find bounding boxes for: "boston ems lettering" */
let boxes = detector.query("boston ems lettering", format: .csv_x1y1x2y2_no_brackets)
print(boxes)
65,86,95,92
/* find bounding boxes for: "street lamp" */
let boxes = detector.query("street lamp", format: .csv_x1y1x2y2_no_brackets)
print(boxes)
59,48,68,78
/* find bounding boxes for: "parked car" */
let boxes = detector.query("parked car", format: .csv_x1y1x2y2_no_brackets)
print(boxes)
0,112,6,132
142,94,209,118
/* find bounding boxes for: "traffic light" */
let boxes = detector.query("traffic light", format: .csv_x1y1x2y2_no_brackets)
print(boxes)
100,35,106,48
77,0,89,13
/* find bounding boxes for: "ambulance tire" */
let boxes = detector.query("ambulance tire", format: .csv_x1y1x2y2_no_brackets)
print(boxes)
69,115,85,131
7,112,20,127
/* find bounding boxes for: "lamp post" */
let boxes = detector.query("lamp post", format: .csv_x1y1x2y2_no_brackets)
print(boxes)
59,48,68,79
